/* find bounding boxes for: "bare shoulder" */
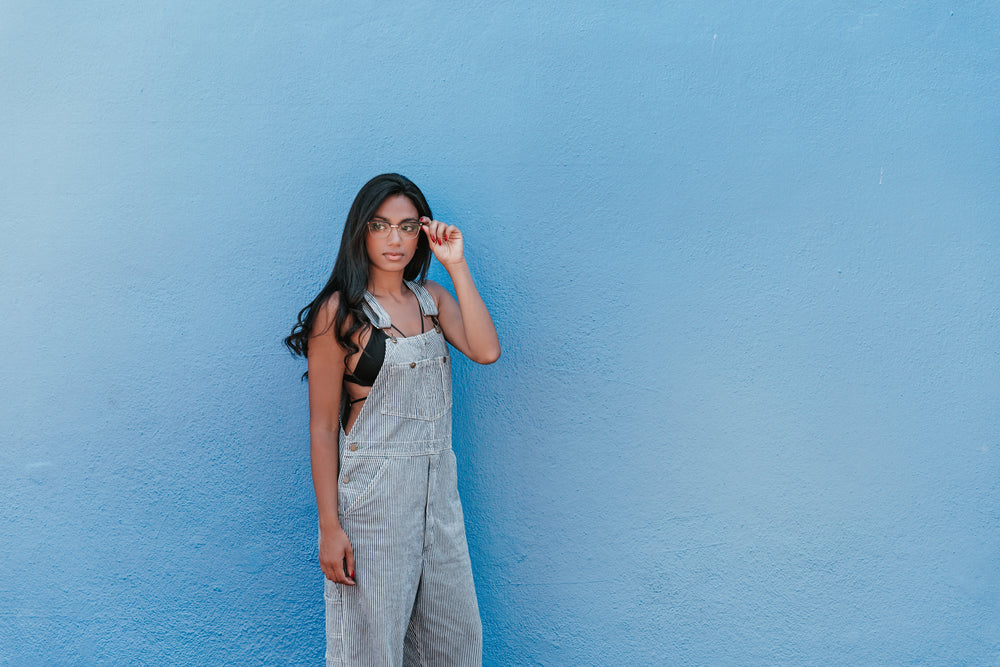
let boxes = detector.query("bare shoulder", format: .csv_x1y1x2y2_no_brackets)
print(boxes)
422,280,454,306
312,292,344,339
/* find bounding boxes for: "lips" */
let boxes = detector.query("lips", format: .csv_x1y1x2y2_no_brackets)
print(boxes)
383,253,405,261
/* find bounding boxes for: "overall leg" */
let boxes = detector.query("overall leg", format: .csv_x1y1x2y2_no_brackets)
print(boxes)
403,452,482,667
338,458,428,666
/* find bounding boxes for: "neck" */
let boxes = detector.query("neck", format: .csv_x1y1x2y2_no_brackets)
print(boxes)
367,267,406,298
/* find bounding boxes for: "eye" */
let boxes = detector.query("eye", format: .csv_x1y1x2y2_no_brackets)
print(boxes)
369,221,388,232
400,223,420,235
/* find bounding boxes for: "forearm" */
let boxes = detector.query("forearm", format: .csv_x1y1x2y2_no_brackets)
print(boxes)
444,260,501,363
310,427,341,532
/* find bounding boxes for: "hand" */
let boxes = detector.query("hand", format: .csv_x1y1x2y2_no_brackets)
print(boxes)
420,217,465,267
319,524,356,585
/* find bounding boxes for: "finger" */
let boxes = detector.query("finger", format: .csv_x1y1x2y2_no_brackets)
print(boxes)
434,222,456,244
420,218,439,245
428,220,442,245
427,220,448,245
325,557,346,584
345,546,356,582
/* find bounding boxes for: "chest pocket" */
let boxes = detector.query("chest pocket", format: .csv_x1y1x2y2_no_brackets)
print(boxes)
379,355,452,421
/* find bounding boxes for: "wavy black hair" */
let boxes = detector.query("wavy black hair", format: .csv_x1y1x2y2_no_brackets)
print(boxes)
284,173,433,368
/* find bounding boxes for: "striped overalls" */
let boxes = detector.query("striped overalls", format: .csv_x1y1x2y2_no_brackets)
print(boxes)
324,281,482,666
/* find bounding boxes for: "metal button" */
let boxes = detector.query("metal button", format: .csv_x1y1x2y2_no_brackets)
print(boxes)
410,362,416,368
348,444,358,452
342,476,350,483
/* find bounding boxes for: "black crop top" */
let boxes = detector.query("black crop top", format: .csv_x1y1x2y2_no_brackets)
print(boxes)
344,312,432,389
343,326,388,387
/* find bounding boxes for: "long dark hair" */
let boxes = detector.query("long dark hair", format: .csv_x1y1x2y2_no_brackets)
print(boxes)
284,173,433,367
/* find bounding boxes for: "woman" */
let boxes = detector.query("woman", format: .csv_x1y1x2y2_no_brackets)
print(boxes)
285,173,500,666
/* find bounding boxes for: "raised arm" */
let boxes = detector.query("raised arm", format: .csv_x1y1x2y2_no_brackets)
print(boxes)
307,295,356,585
421,218,501,365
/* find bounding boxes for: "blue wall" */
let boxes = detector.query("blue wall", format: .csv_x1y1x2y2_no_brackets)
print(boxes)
2,2,998,664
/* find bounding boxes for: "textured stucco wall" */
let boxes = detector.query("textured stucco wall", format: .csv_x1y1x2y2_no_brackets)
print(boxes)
2,1,998,665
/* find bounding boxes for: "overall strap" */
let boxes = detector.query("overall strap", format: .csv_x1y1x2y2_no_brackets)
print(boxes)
405,280,439,317
361,291,392,329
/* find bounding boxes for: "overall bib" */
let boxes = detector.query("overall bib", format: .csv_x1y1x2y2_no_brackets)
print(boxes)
324,281,482,667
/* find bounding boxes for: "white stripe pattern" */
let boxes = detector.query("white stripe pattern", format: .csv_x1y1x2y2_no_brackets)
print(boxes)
325,281,482,666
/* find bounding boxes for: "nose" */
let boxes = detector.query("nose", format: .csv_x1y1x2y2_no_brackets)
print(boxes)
386,226,403,243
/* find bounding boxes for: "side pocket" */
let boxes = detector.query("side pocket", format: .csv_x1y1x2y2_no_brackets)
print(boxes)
338,455,391,516
324,578,345,666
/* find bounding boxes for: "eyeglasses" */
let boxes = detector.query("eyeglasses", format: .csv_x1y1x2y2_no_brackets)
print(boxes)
367,220,422,238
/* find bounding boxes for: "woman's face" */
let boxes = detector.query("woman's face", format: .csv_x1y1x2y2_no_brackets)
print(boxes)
365,194,421,275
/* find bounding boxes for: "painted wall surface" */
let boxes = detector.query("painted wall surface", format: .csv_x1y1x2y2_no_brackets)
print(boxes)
2,1,998,664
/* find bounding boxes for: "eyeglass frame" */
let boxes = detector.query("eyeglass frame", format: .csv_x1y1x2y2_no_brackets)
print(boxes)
366,219,423,238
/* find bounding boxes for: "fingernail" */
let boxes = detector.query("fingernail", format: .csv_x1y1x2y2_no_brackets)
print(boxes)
350,570,354,578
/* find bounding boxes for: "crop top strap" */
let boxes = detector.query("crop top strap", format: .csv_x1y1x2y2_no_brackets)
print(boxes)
405,280,439,317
